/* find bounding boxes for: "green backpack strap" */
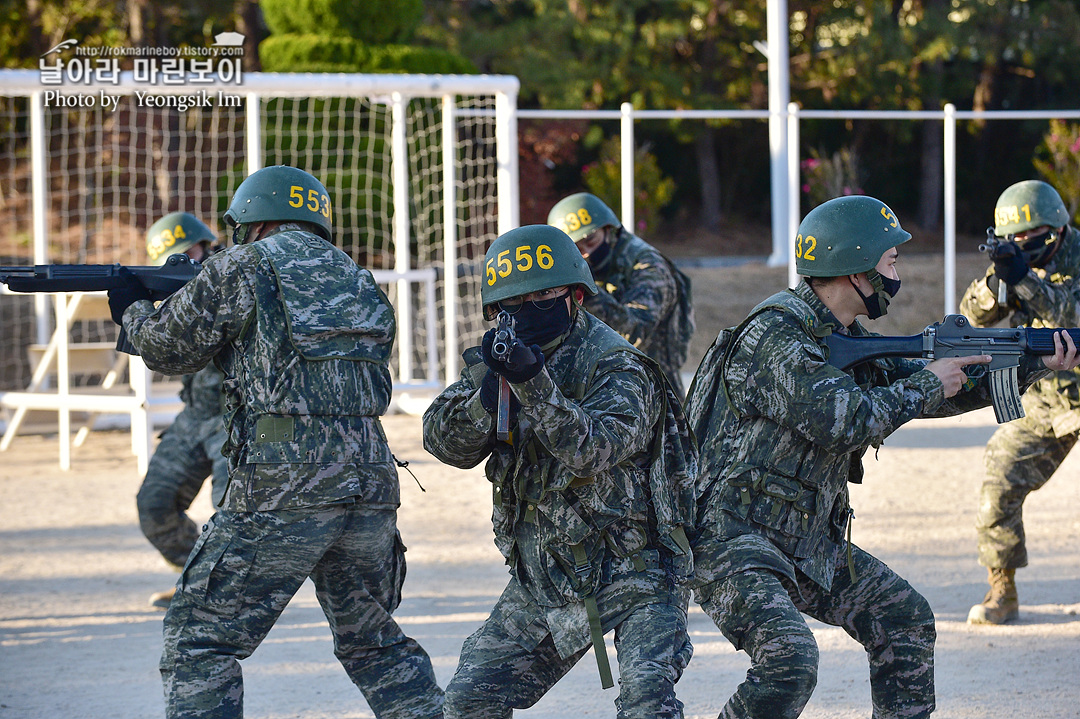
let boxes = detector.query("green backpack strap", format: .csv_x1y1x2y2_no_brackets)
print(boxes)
571,542,614,690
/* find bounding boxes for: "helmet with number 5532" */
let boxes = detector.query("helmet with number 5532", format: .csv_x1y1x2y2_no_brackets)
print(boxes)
481,225,597,319
795,195,911,277
547,192,621,242
222,165,333,242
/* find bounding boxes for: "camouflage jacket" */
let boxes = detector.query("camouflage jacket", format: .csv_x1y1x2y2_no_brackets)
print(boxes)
124,226,398,512
688,282,1050,591
960,225,1080,434
423,310,696,658
177,363,225,420
584,229,694,395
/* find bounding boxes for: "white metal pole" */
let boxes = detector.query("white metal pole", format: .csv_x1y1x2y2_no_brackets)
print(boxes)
620,102,635,232
495,89,519,233
766,0,791,267
943,103,957,316
441,94,458,384
787,102,801,289
55,293,70,470
245,93,262,175
391,93,413,383
30,91,50,346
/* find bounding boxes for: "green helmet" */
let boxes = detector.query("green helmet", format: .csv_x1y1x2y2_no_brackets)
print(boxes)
223,165,333,242
547,192,621,242
993,180,1069,237
795,195,911,277
481,225,598,319
146,212,215,265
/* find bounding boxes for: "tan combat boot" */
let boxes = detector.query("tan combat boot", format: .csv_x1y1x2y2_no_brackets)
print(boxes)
148,586,176,610
967,568,1019,625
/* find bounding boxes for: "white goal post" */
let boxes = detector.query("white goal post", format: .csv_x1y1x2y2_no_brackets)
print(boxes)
0,69,520,469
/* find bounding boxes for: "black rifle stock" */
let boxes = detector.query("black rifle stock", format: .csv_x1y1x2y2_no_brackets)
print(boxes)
491,311,516,441
0,253,200,355
824,314,1080,423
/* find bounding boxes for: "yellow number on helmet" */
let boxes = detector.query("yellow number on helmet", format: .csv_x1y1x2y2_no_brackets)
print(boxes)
578,208,592,226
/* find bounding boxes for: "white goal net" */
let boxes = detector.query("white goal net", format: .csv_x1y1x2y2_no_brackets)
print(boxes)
0,72,520,402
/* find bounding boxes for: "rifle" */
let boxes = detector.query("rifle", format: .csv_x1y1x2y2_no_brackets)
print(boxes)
491,310,516,441
824,313,1080,423
979,227,1012,305
0,253,201,355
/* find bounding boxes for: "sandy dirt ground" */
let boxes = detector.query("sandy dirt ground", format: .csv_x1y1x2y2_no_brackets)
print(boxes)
2,254,1078,718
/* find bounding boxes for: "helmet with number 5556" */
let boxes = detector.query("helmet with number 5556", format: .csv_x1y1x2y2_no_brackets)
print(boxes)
481,225,597,319
547,192,621,242
795,195,911,277
223,165,333,242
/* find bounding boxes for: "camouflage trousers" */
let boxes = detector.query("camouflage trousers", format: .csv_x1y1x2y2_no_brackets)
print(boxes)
161,505,444,719
136,410,229,569
978,391,1078,569
696,544,936,719
444,584,692,719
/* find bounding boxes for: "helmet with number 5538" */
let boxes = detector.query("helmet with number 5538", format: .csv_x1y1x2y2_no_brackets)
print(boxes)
795,195,911,277
146,212,215,265
481,225,597,319
222,165,333,242
547,192,621,242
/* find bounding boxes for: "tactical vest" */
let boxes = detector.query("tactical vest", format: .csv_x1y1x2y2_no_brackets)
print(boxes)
219,231,397,509
465,313,696,684
594,231,694,385
687,288,861,589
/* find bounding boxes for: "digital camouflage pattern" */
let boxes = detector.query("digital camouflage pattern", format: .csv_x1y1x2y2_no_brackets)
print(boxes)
423,309,697,717
687,282,1052,718
582,229,694,396
960,224,1080,569
124,224,443,719
136,363,228,569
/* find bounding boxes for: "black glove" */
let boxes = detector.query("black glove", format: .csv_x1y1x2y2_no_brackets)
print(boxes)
991,242,1029,286
107,270,152,325
481,330,544,384
478,368,521,416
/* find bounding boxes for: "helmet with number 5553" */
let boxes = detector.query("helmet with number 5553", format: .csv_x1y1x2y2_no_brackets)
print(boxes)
481,225,597,319
547,192,621,242
222,165,333,242
795,195,911,277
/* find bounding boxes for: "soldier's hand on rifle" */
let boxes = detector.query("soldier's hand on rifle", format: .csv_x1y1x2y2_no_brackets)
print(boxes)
107,269,152,325
481,329,544,383
925,354,991,398
991,242,1029,287
1040,330,1080,372
478,369,521,416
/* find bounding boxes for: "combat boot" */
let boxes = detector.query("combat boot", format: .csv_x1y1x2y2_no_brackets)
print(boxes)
149,586,176,610
967,568,1019,625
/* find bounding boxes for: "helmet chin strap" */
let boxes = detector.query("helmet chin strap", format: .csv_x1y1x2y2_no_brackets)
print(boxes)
850,269,891,320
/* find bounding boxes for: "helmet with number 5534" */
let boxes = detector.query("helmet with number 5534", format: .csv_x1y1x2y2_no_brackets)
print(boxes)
222,165,333,242
481,225,598,319
146,212,215,265
795,195,911,277
547,192,621,242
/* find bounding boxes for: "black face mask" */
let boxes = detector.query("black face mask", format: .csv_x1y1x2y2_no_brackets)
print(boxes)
585,238,613,272
508,296,572,348
853,270,900,320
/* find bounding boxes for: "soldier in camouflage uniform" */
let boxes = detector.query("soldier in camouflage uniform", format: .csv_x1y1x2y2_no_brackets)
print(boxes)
959,180,1080,625
423,224,697,718
135,212,229,610
548,193,694,396
108,166,444,719
685,195,1079,719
